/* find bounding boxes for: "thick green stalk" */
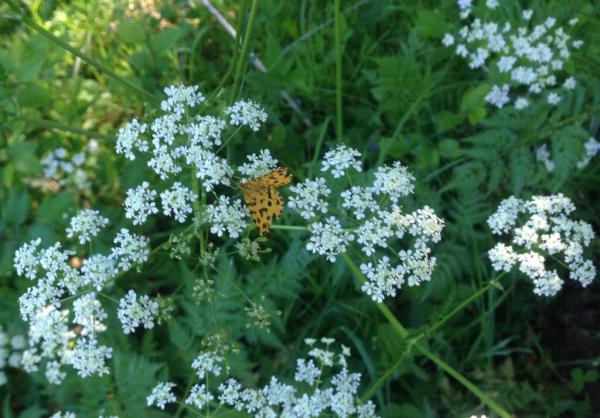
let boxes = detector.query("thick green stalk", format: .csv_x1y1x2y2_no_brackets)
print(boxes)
229,0,259,104
334,0,344,143
5,0,159,104
341,254,512,418
15,116,114,141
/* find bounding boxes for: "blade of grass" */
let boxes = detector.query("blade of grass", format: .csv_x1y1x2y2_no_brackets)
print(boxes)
13,116,115,141
229,0,259,105
307,117,331,178
5,0,159,104
201,0,313,126
334,0,344,143
342,253,513,418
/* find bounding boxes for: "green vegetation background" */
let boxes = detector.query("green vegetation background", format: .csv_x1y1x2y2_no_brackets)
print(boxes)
0,0,599,417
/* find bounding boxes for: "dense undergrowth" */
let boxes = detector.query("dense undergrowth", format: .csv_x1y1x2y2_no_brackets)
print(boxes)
0,1,599,417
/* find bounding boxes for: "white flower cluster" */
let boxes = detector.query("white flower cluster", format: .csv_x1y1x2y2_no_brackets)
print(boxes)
41,141,98,192
444,3,582,109
536,137,600,172
238,148,278,180
488,194,596,296
225,99,268,131
116,85,276,239
147,382,177,410
117,290,160,334
0,326,27,386
288,177,330,220
147,338,378,417
13,223,151,383
66,209,109,244
321,145,363,178
289,145,444,302
49,412,77,418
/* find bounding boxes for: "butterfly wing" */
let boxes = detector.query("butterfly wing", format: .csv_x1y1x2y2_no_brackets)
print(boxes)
240,181,270,235
257,167,292,186
240,168,292,236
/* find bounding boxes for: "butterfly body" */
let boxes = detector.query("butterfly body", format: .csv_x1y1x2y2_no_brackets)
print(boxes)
240,167,292,235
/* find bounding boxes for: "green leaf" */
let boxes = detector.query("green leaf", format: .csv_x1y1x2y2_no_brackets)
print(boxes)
434,111,465,132
117,21,147,44
8,141,41,176
16,53,45,82
509,147,534,195
467,106,487,124
168,319,194,352
416,10,447,38
1,189,30,227
17,83,53,108
114,351,163,417
460,84,490,112
438,138,462,159
37,192,75,223
150,28,182,55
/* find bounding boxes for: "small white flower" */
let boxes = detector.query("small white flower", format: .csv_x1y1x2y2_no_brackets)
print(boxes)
321,145,362,178
161,84,205,116
547,92,562,105
341,187,377,220
110,229,150,271
306,217,354,262
66,209,109,245
160,182,197,223
205,196,248,239
371,162,415,203
486,0,498,9
69,337,112,378
288,177,331,220
124,182,159,225
191,351,223,379
442,33,455,46
488,243,518,272
576,137,600,169
186,384,214,410
523,10,533,20
485,84,510,108
514,97,530,110
563,76,576,90
238,149,278,180
497,56,516,73
73,293,107,333
116,118,148,160
226,99,268,131
147,382,177,410
295,358,320,385
14,238,42,280
118,290,160,334
488,194,596,296
81,254,117,291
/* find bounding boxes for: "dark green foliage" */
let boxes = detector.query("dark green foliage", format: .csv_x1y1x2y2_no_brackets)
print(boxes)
0,0,599,417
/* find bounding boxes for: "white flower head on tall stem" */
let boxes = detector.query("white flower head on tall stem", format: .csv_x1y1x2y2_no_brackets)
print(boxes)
488,194,596,296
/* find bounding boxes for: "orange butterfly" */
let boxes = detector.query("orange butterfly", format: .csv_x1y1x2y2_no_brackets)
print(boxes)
240,167,292,235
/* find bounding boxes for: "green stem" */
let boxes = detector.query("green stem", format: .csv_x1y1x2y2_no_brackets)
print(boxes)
5,0,159,104
428,272,506,335
334,0,343,143
14,116,114,141
269,224,310,232
308,116,331,178
230,0,259,104
341,253,512,418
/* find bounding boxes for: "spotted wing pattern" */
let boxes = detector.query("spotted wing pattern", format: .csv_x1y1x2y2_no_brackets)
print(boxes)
240,168,292,235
